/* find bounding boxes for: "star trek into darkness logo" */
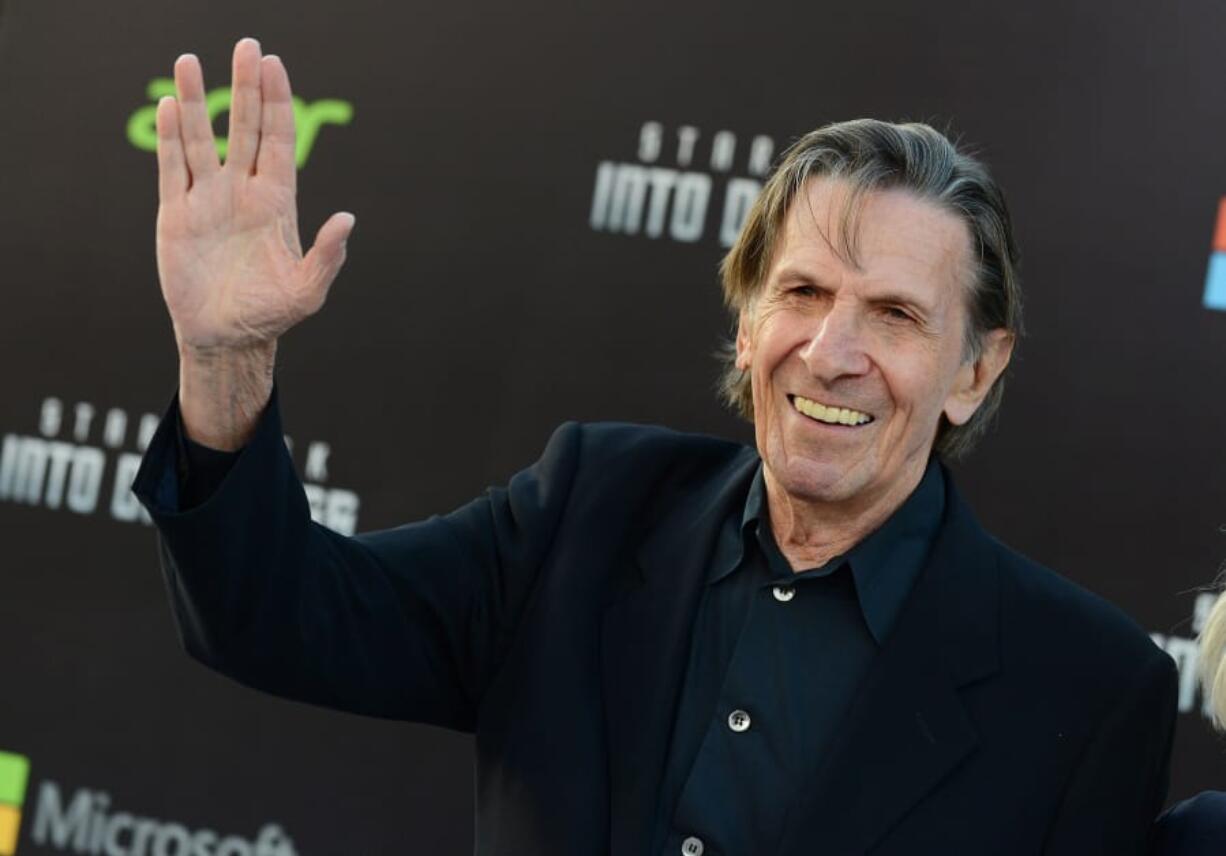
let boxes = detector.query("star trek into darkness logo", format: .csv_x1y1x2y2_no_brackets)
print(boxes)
1206,197,1226,311
0,397,361,535
589,122,776,247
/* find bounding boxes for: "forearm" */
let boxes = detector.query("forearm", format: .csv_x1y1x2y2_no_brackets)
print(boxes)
177,340,276,450
139,387,462,722
135,386,575,727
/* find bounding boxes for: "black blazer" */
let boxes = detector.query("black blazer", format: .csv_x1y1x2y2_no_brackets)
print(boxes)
134,392,1178,855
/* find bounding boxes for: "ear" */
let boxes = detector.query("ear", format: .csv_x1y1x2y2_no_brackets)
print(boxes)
734,309,754,371
943,328,1014,426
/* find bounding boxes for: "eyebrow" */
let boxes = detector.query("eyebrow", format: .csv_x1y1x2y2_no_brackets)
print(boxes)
772,268,935,318
774,267,821,284
772,268,835,294
866,292,934,319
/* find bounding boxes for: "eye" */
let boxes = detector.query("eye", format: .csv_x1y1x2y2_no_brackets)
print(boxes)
788,285,818,298
882,305,914,323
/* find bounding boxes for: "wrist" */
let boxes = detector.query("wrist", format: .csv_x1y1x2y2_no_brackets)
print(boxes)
177,341,277,451
177,337,277,367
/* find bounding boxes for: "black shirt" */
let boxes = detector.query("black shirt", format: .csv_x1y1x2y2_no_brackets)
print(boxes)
654,460,945,855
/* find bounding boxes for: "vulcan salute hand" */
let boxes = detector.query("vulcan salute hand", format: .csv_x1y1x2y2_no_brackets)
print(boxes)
154,37,354,450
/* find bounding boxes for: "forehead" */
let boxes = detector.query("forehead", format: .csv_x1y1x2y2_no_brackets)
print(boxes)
770,177,973,301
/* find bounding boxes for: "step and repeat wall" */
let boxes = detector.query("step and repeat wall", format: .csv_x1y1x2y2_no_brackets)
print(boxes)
2,0,1224,853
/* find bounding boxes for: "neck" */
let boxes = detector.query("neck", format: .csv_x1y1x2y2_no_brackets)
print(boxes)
763,457,930,572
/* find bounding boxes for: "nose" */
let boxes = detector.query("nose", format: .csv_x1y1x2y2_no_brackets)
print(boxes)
797,300,872,381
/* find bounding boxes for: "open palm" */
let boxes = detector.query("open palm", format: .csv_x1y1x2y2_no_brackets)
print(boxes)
155,39,353,354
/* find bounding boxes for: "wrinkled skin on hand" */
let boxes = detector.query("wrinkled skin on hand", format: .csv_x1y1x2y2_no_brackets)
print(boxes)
155,37,354,357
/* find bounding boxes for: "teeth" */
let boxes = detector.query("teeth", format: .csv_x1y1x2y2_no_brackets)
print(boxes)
792,395,872,426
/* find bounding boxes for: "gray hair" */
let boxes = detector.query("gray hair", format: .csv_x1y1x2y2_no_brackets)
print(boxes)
718,118,1024,460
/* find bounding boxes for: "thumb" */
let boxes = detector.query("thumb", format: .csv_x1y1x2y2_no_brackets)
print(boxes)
300,211,356,311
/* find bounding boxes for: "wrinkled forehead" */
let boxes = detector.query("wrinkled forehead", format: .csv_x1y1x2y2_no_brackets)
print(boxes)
768,175,976,305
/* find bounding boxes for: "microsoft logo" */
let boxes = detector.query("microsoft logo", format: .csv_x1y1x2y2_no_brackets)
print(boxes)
1207,197,1226,311
0,757,294,855
0,752,30,856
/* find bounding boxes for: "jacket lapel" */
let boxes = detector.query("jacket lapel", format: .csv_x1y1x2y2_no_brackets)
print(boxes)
601,450,758,856
778,473,1002,855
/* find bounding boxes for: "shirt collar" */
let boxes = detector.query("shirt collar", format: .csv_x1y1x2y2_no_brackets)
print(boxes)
710,457,946,644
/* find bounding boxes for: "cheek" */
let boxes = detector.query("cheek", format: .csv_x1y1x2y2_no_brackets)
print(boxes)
752,315,808,374
877,354,949,421
749,327,799,429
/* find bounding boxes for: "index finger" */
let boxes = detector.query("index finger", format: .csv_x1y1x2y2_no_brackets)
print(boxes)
155,96,189,198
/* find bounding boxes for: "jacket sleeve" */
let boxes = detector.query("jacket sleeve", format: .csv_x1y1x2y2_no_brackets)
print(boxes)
176,416,240,508
131,386,582,731
1042,648,1179,855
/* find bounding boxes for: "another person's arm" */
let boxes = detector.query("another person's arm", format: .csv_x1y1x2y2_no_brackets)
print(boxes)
1147,591,1226,854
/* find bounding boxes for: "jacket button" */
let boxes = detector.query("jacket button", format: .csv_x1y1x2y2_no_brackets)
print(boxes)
772,585,796,602
728,709,752,732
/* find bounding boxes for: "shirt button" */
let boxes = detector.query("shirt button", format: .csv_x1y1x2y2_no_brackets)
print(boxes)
727,709,752,732
772,585,796,602
682,836,705,856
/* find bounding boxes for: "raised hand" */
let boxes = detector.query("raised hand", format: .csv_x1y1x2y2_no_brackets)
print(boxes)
155,38,354,449
155,38,354,355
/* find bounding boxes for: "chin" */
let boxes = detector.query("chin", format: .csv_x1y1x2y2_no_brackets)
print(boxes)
769,444,871,504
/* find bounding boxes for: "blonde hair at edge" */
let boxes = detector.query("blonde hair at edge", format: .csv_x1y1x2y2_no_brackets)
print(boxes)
1199,588,1226,728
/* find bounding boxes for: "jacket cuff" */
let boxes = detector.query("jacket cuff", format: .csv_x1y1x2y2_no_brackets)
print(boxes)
132,384,283,517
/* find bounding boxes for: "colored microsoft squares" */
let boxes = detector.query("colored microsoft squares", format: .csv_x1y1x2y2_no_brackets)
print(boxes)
0,752,29,856
0,806,18,856
1206,197,1226,311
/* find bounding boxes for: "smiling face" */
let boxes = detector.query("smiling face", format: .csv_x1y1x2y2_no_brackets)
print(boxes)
736,176,1013,514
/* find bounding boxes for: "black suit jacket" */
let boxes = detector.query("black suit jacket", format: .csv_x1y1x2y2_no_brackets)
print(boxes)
133,392,1178,855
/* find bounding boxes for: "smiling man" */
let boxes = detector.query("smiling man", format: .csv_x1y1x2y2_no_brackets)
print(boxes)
728,172,1015,571
134,39,1176,856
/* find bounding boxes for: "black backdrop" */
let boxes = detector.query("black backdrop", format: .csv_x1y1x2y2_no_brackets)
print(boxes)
2,0,1225,853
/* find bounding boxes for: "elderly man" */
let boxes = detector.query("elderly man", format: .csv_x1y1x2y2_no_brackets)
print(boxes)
134,38,1177,855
